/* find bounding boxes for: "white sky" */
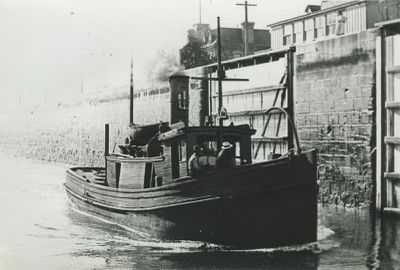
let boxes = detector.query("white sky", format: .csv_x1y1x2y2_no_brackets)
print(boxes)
0,0,320,111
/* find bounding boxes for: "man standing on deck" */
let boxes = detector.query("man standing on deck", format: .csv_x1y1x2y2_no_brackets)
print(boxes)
216,142,236,171
188,145,204,178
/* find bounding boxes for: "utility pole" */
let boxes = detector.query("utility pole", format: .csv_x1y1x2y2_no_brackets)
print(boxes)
199,0,202,24
80,74,83,94
236,1,257,56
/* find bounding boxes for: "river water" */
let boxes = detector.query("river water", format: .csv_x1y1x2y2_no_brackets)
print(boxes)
0,155,399,270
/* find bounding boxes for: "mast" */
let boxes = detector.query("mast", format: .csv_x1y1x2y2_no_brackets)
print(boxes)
217,17,224,127
130,58,134,125
199,0,202,24
191,17,249,127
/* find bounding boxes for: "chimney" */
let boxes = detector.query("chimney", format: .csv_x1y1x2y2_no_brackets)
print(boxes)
241,21,255,55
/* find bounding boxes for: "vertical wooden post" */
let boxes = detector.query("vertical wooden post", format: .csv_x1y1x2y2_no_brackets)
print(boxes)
209,71,213,116
386,33,395,209
376,28,387,211
286,47,295,151
104,123,109,181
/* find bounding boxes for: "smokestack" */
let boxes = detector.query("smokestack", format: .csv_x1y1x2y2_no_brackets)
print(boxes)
169,73,190,126
168,73,189,180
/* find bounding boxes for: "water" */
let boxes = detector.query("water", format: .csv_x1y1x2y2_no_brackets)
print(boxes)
0,155,399,270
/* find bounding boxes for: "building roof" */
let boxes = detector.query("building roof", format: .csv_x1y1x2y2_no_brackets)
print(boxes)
206,27,269,45
268,0,367,28
305,5,321,13
254,29,270,44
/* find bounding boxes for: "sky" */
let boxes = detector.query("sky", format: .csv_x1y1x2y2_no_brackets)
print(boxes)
0,0,320,111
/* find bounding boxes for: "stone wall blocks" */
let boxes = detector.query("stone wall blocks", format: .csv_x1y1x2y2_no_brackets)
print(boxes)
361,86,373,98
322,100,335,112
317,114,329,125
322,79,330,89
296,114,307,127
329,113,340,125
310,102,324,113
296,101,310,113
306,114,319,126
341,76,359,88
353,98,370,110
334,99,354,112
298,130,310,141
359,75,374,86
329,79,341,88
344,87,362,98
329,88,345,100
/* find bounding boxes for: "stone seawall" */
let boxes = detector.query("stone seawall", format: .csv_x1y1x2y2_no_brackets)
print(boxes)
295,29,378,207
0,88,171,167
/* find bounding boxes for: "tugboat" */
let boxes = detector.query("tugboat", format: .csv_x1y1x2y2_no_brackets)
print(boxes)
65,18,318,248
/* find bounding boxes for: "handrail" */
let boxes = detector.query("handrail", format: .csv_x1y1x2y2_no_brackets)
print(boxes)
254,107,302,159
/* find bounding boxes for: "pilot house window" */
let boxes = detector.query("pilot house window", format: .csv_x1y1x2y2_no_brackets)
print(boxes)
197,135,217,155
179,141,186,161
178,91,188,109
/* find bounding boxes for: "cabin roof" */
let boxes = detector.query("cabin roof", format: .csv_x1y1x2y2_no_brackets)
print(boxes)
186,125,256,136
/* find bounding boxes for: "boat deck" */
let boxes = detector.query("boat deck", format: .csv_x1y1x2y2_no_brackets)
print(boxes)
75,168,107,186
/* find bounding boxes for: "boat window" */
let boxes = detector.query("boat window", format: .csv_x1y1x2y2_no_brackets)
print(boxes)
197,135,217,155
178,92,188,109
179,140,186,161
234,141,240,157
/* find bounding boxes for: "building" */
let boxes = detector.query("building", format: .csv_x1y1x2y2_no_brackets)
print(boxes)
268,0,386,50
187,22,271,61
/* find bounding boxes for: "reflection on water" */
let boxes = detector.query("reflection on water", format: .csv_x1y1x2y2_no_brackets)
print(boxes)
0,155,399,269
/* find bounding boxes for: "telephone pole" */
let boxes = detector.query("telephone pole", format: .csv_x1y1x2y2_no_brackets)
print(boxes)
199,0,202,24
236,1,257,56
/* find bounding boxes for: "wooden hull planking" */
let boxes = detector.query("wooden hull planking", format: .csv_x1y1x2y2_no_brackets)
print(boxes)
65,149,318,248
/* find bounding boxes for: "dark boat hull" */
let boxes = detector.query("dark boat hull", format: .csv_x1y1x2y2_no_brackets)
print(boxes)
65,150,318,248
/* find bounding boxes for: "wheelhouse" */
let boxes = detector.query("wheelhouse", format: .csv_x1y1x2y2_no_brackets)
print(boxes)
185,124,256,166
104,124,256,190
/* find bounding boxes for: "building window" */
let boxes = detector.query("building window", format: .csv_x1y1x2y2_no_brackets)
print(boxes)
326,12,336,36
294,21,304,43
283,35,292,45
304,18,314,41
315,15,326,38
283,24,293,46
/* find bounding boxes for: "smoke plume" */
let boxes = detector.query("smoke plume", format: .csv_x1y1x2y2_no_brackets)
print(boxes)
147,50,185,83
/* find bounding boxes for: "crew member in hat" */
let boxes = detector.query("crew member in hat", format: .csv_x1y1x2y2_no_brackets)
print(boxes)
188,145,204,178
216,141,236,171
